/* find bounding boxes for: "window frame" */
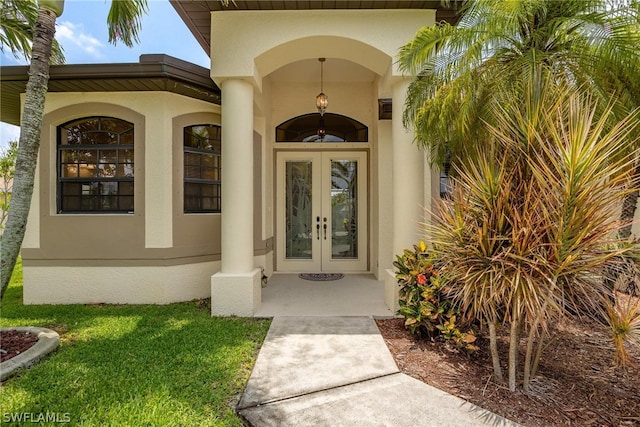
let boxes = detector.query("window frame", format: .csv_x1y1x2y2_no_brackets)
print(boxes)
57,116,135,214
183,124,222,214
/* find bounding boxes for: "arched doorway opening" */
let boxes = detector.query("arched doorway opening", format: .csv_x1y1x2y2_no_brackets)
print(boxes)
275,114,369,273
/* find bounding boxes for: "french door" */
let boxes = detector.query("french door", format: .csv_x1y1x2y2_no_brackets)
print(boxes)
276,151,368,272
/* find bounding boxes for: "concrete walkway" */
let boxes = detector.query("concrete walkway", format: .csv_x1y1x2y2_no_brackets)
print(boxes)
237,316,520,427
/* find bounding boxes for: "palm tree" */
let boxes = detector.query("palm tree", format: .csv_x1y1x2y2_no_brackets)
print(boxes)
399,0,640,392
0,0,64,64
399,0,640,231
0,0,149,301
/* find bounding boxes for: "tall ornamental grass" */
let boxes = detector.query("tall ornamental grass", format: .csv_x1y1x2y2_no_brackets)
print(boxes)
428,81,640,392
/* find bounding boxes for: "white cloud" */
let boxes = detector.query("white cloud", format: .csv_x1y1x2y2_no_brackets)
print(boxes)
56,21,105,59
0,123,21,150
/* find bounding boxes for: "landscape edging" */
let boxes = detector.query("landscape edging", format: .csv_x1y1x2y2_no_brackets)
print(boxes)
0,327,60,382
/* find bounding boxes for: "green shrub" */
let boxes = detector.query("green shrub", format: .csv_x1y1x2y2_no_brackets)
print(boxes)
394,242,478,354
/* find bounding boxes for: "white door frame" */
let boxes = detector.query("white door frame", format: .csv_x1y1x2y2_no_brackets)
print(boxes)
275,151,368,273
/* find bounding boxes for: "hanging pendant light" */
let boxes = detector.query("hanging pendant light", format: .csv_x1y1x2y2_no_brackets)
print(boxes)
316,58,328,140
315,58,328,116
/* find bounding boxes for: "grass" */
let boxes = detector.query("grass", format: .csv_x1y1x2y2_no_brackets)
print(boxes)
0,259,271,426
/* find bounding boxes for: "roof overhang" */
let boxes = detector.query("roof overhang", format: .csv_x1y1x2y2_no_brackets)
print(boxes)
1,54,220,126
170,0,463,55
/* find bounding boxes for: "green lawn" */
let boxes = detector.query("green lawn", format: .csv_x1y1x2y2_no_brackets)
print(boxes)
0,259,271,426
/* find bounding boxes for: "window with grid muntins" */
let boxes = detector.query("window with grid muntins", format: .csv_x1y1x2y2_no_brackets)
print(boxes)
57,117,134,213
184,125,221,213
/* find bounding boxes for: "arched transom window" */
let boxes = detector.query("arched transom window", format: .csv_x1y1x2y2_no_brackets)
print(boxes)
276,113,368,142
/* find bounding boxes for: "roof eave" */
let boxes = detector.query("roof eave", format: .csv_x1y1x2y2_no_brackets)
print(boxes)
1,54,220,127
169,0,463,58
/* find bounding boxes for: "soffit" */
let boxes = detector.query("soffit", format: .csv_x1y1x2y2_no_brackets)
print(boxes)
170,0,463,55
0,54,220,126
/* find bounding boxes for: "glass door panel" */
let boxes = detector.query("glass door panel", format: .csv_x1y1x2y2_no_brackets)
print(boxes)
285,161,313,259
277,152,321,272
320,152,367,272
330,160,358,259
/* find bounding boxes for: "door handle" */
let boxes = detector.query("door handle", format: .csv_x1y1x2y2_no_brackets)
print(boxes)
323,217,327,240
316,216,320,240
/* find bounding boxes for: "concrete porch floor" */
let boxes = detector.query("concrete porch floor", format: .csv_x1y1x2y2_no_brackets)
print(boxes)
254,273,395,317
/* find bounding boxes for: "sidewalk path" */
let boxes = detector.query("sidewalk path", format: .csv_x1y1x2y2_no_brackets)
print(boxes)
237,316,520,427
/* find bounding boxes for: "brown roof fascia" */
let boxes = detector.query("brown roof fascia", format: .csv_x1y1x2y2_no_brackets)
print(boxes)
1,54,220,126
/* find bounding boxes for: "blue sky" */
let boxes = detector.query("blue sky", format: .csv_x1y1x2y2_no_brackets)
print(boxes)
0,0,210,151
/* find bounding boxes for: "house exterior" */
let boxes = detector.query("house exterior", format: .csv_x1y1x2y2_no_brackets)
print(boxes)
1,2,637,315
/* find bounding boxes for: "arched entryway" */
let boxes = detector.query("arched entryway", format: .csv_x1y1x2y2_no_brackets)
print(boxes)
274,113,369,272
208,9,433,315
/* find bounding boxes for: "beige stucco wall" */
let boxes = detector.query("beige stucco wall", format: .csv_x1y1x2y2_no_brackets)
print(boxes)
270,80,374,132
209,9,435,83
209,8,438,280
172,111,222,259
25,92,223,258
24,99,147,263
376,120,394,277
24,262,219,304
21,91,267,304
260,75,274,245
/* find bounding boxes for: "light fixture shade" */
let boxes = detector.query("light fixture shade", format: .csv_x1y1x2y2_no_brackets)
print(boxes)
316,92,328,115
316,58,328,115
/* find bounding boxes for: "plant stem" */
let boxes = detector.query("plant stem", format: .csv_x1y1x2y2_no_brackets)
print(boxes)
531,333,550,377
508,314,520,392
488,317,504,382
523,319,541,392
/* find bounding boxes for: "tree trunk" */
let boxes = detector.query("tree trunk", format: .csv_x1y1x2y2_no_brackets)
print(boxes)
508,316,521,392
488,317,504,382
531,334,551,378
0,7,57,301
523,322,537,393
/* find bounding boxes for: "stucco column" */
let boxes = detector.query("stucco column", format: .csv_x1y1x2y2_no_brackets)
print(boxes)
392,79,424,254
220,79,254,272
211,78,261,316
385,78,425,312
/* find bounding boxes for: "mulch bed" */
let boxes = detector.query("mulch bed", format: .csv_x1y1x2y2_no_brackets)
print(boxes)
376,317,640,427
1,330,39,363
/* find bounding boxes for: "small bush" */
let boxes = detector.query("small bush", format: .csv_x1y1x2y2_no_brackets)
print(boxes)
394,242,478,354
606,294,640,367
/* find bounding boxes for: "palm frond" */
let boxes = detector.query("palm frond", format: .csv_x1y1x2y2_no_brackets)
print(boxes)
107,0,149,47
0,0,64,64
400,0,640,163
0,0,36,60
